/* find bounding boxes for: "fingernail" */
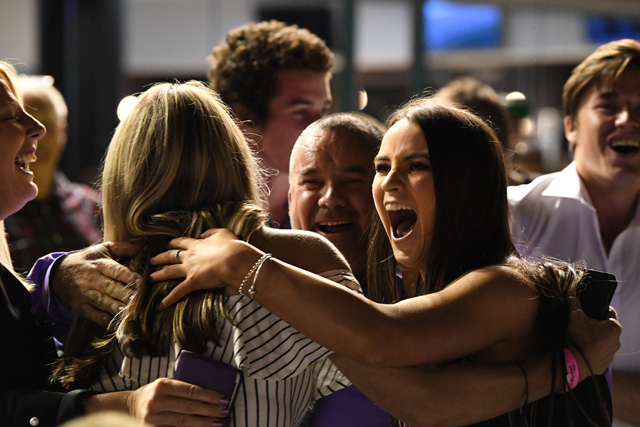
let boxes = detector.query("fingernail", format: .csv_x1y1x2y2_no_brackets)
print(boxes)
220,398,230,406
101,316,110,325
134,277,143,287
221,409,229,416
118,305,126,312
156,302,165,311
128,293,135,302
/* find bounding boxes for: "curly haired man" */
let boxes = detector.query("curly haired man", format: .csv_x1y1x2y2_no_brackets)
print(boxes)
208,20,334,228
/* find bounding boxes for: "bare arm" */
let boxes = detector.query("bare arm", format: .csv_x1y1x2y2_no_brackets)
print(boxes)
331,355,531,427
151,230,617,370
330,300,621,426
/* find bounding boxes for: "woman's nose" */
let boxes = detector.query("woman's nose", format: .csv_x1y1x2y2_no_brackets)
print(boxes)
26,112,46,140
380,168,402,193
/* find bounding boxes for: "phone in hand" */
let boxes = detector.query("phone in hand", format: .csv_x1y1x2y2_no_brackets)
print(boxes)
578,269,617,320
174,350,240,426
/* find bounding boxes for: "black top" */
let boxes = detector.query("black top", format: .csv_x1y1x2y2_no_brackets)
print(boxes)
0,263,90,426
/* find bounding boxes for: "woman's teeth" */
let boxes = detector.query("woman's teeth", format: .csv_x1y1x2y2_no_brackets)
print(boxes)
15,153,37,171
386,202,412,212
386,203,417,239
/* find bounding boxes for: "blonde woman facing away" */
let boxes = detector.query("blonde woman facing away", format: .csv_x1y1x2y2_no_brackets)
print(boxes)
53,81,358,427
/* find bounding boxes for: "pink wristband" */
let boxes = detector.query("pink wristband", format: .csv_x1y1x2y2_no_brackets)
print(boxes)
564,348,579,391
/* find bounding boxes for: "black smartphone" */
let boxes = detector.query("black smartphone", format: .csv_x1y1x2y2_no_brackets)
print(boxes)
578,269,617,320
173,350,240,426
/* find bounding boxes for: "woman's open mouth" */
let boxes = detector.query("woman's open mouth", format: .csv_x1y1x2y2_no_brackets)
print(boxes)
15,152,37,172
386,203,417,239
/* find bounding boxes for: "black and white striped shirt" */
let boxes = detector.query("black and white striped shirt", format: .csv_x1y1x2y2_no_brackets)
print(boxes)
91,269,360,426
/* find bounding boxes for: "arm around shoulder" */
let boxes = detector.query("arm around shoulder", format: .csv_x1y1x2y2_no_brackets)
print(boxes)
250,227,350,275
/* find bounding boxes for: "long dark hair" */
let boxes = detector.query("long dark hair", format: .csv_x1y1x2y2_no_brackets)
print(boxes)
368,98,515,300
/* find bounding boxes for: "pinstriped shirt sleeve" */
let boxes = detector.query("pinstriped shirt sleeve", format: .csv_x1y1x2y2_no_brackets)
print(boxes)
311,357,351,399
225,268,361,380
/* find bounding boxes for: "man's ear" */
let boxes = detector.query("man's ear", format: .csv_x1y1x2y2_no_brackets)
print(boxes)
233,104,263,147
233,103,256,127
564,115,578,152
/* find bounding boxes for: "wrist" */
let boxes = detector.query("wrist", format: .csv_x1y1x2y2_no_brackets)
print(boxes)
549,346,583,393
566,344,589,383
229,242,266,291
563,348,580,391
49,252,70,297
82,390,132,415
239,253,272,297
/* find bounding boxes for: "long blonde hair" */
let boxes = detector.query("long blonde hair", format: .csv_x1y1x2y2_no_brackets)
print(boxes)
0,61,18,271
0,62,20,272
102,80,265,242
55,81,268,386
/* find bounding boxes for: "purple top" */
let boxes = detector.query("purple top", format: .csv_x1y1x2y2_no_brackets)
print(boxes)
28,251,72,346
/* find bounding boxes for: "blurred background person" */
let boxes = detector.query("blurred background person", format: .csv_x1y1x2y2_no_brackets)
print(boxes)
5,75,101,275
435,76,537,185
502,90,547,177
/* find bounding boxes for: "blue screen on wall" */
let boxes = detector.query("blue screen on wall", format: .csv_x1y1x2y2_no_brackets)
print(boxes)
423,0,503,51
586,16,640,44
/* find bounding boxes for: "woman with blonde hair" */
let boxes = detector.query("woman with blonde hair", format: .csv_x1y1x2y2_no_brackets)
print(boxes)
54,81,355,427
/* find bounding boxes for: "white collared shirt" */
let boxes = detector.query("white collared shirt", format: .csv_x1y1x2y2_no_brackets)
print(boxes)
509,162,640,373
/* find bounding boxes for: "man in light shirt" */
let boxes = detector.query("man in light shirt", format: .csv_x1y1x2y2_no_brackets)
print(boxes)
508,38,640,426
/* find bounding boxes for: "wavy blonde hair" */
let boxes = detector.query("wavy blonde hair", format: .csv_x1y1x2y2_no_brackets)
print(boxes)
0,62,20,272
102,80,266,241
55,81,268,386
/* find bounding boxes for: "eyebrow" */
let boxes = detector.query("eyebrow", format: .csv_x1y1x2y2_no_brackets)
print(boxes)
286,98,333,109
596,91,617,99
298,165,370,177
374,152,430,162
0,98,19,114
